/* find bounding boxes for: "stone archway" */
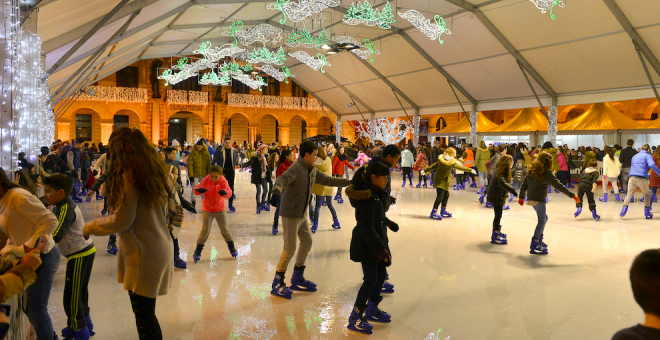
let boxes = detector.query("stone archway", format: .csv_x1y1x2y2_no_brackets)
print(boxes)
317,116,333,135
645,101,659,120
66,108,102,143
168,111,205,145
290,115,307,146
113,109,142,131
260,114,279,144
227,113,250,145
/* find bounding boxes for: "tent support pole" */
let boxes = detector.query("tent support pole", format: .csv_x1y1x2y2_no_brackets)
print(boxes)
518,61,549,119
635,43,660,106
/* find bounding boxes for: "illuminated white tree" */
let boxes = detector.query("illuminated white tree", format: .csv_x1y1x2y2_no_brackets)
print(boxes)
355,118,413,145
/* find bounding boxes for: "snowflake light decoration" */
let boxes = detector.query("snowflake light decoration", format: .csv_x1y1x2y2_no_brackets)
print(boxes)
258,65,294,83
157,57,217,86
355,118,413,145
398,10,452,44
288,51,329,73
530,0,565,19
343,1,396,29
232,23,283,46
221,21,244,46
247,46,287,65
267,0,340,25
193,42,245,63
285,28,329,49
351,39,380,62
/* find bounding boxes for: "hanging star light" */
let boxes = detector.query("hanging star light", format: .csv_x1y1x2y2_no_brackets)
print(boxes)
193,42,245,63
351,39,380,62
233,23,283,46
247,46,287,65
285,28,329,49
221,21,244,46
288,51,329,73
258,65,294,83
267,0,340,25
355,118,413,145
530,0,565,19
398,10,452,44
343,1,396,29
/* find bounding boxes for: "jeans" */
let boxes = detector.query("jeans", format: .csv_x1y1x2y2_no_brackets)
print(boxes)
355,262,386,307
479,171,488,187
129,291,161,340
255,178,268,206
557,170,570,186
224,170,235,207
493,204,503,231
532,203,548,240
623,176,651,208
189,177,203,202
333,174,345,197
621,168,631,194
26,246,61,340
433,188,449,210
311,194,337,222
344,165,350,180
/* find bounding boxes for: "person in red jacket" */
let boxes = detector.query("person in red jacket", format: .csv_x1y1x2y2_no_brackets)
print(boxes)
191,166,236,263
273,150,294,234
331,147,355,203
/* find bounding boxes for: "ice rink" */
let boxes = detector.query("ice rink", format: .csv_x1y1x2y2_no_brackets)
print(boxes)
48,169,658,339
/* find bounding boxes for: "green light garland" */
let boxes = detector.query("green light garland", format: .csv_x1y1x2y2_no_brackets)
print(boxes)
248,46,287,65
343,1,396,29
271,0,290,24
285,28,329,49
225,21,244,46
282,66,291,84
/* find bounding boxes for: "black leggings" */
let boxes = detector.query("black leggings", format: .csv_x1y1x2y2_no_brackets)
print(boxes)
334,174,344,197
577,183,596,211
255,178,268,206
402,167,412,181
493,204,503,231
433,188,449,210
129,292,161,339
355,262,387,307
418,172,427,182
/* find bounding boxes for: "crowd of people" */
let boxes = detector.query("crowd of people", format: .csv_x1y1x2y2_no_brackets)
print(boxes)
1,129,659,339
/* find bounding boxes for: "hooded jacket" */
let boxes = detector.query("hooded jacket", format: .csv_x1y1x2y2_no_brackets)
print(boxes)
347,183,388,263
401,149,414,168
424,155,473,191
244,155,271,185
582,151,597,169
602,154,621,178
512,159,527,183
194,174,232,212
557,152,569,171
543,148,559,173
578,167,599,188
520,170,573,202
629,150,660,179
475,146,490,172
276,159,292,178
187,143,211,178
486,175,518,206
312,157,335,197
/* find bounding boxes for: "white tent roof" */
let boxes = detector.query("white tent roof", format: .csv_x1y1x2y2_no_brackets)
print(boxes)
38,0,660,118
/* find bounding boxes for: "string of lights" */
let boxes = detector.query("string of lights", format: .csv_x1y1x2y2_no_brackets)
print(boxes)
227,93,324,111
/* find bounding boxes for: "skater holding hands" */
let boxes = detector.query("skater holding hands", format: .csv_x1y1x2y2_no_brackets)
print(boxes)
486,155,518,245
422,147,476,220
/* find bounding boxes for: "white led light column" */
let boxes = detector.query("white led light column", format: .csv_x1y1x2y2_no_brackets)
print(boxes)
470,105,477,146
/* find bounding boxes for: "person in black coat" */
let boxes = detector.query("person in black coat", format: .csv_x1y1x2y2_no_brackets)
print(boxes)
486,154,518,245
345,161,392,335
574,159,600,220
242,144,271,213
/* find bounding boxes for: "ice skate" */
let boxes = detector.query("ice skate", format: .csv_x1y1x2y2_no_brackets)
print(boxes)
429,209,442,220
416,182,422,188
485,202,493,208
423,177,428,188
409,179,413,187
645,207,653,219
228,205,236,213
311,221,318,234
62,326,90,340
272,221,278,235
86,315,95,335
615,194,621,202
477,186,485,194
509,195,514,203
491,230,507,245
321,198,327,206
262,203,271,212
100,208,107,216
174,256,187,269
95,192,104,200
479,194,486,204
630,195,635,203
364,297,391,323
592,210,600,221
271,272,293,299
256,205,261,214
502,205,510,210
574,207,582,218
193,244,203,263
440,207,452,218
334,194,340,201
337,197,344,204
347,306,373,335
530,238,548,255
401,181,406,187
547,186,552,193
331,218,341,229
106,240,117,255
290,265,317,292
641,195,645,202
382,277,394,293
620,205,628,217
228,241,238,258
599,194,608,202
470,181,477,188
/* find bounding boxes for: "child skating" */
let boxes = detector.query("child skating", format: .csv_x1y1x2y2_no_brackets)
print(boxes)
519,152,580,255
400,146,414,187
268,141,349,299
486,155,518,245
192,166,236,262
346,161,392,334
574,159,601,220
422,147,476,220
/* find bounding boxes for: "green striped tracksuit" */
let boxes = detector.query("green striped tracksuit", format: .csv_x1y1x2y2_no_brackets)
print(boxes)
53,197,95,331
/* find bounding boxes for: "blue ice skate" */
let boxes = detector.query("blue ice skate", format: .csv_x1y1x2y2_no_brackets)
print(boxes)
290,265,317,292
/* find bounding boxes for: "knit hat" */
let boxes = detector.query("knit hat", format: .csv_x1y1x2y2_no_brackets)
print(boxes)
196,140,204,146
257,143,268,153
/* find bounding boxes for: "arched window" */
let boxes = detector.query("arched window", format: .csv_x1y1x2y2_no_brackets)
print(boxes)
436,117,446,131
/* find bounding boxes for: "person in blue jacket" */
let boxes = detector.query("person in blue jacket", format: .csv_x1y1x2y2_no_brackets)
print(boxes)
620,144,660,219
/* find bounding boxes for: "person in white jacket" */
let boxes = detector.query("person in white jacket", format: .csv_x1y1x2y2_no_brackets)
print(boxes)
601,147,622,202
400,146,415,187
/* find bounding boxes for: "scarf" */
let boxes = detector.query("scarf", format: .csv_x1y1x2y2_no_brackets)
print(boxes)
260,153,268,173
337,153,347,162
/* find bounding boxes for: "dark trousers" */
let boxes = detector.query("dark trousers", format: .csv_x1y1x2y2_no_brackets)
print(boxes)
355,262,386,307
418,172,427,182
170,229,180,258
267,179,273,202
493,204,503,231
255,178,268,206
224,170,235,207
64,251,95,330
402,167,412,181
576,183,596,211
310,194,337,222
334,174,344,197
557,170,570,186
433,188,449,210
456,174,464,184
129,292,161,340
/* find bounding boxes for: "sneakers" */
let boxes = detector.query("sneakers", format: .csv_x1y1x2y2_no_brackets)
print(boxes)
429,209,442,220
331,218,341,229
440,207,452,218
228,241,238,258
364,297,391,323
228,205,236,213
599,194,608,202
645,207,653,219
174,256,187,269
193,244,203,263
311,221,319,234
271,272,293,299
107,240,117,255
272,221,278,235
290,265,317,292
529,238,548,255
592,210,600,221
574,207,582,218
620,205,628,218
347,306,373,335
491,230,507,244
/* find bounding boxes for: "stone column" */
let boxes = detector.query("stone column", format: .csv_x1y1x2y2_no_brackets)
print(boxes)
307,124,318,138
140,122,147,132
100,123,113,144
279,124,290,146
213,103,223,142
152,100,160,144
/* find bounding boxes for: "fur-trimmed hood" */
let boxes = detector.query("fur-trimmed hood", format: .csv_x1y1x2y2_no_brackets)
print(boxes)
438,155,456,167
346,184,373,207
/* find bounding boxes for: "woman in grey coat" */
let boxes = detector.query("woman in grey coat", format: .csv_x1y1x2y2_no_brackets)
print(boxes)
84,127,173,340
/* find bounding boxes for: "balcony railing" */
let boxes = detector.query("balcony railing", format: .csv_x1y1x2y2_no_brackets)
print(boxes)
166,90,209,106
227,93,324,111
78,86,148,103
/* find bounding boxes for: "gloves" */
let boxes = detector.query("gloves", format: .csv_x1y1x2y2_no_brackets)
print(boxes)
471,169,477,175
194,188,207,194
20,249,42,270
378,248,392,267
386,220,399,232
591,185,597,193
573,196,580,204
518,198,525,206
218,190,227,196
269,194,281,207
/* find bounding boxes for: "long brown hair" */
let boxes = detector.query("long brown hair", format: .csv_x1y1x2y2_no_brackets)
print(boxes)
267,153,279,168
496,155,513,182
528,151,552,180
105,127,173,210
607,146,616,161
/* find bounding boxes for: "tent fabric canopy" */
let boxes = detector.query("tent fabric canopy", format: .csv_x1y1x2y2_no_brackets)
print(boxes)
558,102,643,135
434,112,499,136
623,117,660,134
480,108,548,136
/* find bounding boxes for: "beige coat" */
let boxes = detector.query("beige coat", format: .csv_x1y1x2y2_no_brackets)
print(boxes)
84,183,173,298
312,157,334,197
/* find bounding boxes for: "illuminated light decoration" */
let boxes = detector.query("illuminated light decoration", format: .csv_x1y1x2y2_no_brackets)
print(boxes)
397,10,452,45
548,105,558,145
199,72,232,86
336,120,341,144
332,35,360,46
530,0,565,19
267,0,340,25
158,57,218,86
258,65,294,83
288,51,329,73
231,73,267,91
413,115,420,147
247,47,287,65
285,28,329,49
221,21,244,46
233,23,283,46
166,90,209,105
355,118,413,145
188,91,209,106
78,86,148,103
351,39,380,62
469,109,477,146
193,42,245,63
242,63,253,72
227,93,324,111
343,1,396,29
